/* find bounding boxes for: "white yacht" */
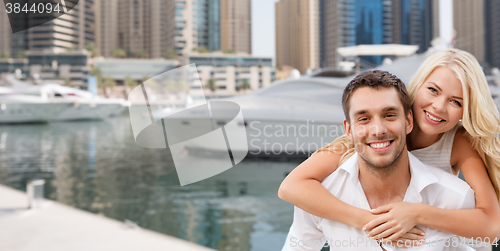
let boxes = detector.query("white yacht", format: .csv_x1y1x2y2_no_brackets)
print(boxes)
142,52,432,158
5,75,129,121
0,87,72,123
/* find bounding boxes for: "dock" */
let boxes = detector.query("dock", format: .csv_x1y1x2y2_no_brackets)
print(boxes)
0,184,216,251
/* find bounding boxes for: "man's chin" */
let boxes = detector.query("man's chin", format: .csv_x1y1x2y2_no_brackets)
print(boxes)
361,155,395,169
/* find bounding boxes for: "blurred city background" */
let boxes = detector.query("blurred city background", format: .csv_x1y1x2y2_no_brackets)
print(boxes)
1,0,500,251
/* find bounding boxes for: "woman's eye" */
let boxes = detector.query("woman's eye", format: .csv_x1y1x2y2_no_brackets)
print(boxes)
428,87,437,94
452,100,462,107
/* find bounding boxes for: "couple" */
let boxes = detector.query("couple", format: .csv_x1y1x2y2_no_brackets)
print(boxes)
280,49,500,250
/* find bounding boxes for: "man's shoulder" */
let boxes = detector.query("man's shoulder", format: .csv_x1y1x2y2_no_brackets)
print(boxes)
409,152,471,195
423,162,472,196
409,154,475,210
320,153,357,190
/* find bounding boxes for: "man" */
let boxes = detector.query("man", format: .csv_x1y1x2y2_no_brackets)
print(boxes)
282,70,475,250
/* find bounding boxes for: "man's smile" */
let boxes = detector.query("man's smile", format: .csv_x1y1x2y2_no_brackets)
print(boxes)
367,140,394,152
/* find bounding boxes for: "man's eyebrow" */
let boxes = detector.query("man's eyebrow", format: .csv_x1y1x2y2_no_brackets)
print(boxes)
353,110,368,117
383,107,399,112
428,82,463,100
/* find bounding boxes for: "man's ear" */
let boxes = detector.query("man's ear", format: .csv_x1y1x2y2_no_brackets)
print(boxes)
406,109,413,135
344,118,353,141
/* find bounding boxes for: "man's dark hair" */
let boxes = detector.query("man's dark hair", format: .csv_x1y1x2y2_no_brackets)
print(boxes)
342,70,411,122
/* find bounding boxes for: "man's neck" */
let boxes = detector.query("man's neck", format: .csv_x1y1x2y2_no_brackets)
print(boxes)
358,152,411,209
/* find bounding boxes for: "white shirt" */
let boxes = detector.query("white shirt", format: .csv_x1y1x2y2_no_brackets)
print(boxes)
282,152,477,251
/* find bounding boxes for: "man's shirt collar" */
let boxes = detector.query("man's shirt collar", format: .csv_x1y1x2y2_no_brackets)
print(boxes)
337,152,440,202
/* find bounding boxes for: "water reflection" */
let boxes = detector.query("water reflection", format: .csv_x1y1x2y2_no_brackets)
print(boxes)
0,116,299,251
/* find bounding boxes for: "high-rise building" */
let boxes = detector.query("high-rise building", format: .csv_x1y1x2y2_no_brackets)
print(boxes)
174,0,195,59
95,0,118,58
453,0,485,62
319,0,356,68
399,0,434,53
275,0,320,73
0,3,11,58
220,0,251,54
432,0,485,61
485,0,500,69
110,0,175,59
354,0,397,65
0,0,95,58
194,0,221,52
174,0,251,58
37,0,94,52
318,0,434,68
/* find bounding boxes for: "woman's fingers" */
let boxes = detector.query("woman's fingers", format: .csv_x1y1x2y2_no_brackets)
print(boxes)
407,227,425,236
363,214,389,231
371,204,393,214
370,226,398,240
400,232,426,242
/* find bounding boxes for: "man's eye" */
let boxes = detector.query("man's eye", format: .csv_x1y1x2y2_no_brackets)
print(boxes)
386,114,395,117
358,117,368,121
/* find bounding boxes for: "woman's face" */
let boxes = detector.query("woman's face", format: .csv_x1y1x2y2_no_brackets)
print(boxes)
412,67,464,135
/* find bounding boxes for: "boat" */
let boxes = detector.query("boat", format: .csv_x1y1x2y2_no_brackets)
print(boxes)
134,46,500,158
0,87,73,124
140,52,432,158
5,75,129,121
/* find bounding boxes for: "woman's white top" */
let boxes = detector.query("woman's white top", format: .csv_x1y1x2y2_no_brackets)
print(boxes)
410,124,461,176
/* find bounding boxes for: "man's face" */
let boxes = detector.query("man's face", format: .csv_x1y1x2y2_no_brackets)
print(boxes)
344,87,413,170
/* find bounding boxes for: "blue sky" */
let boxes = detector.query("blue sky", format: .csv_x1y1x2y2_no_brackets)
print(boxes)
251,0,278,58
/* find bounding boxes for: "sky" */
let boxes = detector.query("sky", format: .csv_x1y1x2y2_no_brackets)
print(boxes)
251,0,278,58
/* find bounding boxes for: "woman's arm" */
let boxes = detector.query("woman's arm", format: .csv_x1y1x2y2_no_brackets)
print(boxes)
365,129,500,242
278,146,375,229
417,130,500,240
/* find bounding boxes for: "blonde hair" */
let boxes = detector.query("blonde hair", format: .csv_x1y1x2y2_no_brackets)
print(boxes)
318,49,500,201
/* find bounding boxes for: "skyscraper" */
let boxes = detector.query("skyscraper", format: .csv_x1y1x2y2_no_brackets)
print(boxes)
0,0,95,59
220,0,252,54
194,0,221,52
109,0,175,58
433,0,485,62
0,3,11,58
174,0,220,58
40,0,94,51
485,0,500,69
275,0,320,73
174,0,195,59
319,0,356,68
454,0,485,62
95,0,118,58
354,0,397,65
400,0,433,53
318,0,434,68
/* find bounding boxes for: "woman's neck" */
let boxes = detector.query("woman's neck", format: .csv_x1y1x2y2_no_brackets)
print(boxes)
407,122,444,151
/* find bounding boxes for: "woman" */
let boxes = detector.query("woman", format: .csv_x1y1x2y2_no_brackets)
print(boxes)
278,49,500,246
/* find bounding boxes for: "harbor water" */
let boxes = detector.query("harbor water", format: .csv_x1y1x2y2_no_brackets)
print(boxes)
0,115,304,251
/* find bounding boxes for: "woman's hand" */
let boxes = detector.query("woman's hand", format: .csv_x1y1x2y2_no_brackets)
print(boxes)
363,202,425,241
379,228,426,248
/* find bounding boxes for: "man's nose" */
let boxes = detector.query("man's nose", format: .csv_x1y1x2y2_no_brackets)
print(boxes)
369,117,387,137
